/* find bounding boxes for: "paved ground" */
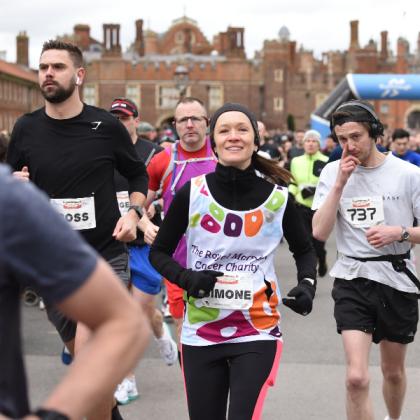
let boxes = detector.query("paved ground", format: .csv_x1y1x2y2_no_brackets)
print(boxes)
23,237,420,419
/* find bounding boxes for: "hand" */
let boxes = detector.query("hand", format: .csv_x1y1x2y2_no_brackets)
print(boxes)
366,225,402,248
13,165,30,182
146,203,156,219
178,269,224,298
282,279,316,316
336,143,360,188
112,211,138,242
144,223,159,245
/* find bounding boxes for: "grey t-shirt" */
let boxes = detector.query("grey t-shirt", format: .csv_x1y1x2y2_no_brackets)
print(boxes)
312,153,420,292
0,165,97,418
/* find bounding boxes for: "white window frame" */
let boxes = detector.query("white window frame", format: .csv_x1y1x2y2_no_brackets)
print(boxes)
273,97,283,112
208,85,224,110
126,83,141,109
83,83,98,106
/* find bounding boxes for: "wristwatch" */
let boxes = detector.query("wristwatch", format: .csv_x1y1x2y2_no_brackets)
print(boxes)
33,408,70,420
128,205,143,219
399,226,410,243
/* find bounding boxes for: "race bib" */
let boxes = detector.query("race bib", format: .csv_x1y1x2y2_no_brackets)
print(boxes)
50,197,96,230
340,196,384,228
116,191,130,216
199,272,254,310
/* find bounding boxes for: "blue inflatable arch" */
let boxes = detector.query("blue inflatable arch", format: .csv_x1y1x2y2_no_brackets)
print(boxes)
311,74,420,142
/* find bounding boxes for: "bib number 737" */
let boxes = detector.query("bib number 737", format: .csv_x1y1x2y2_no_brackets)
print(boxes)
340,196,384,228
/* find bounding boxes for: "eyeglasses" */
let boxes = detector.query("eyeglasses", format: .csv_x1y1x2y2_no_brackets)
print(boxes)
174,116,208,126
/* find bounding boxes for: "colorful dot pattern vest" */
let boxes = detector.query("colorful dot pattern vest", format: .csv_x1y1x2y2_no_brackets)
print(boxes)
183,174,288,346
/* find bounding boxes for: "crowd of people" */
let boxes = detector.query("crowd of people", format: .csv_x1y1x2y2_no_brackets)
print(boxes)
1,40,420,420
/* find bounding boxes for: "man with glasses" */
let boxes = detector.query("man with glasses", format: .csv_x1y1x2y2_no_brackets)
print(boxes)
142,97,217,351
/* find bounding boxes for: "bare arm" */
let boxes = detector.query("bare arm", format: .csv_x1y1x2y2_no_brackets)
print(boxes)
312,184,344,241
313,143,360,241
39,259,150,420
366,225,420,248
113,191,146,242
144,188,157,209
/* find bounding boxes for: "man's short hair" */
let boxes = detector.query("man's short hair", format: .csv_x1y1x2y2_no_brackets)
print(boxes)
137,122,155,134
392,128,410,141
330,100,384,141
175,97,207,115
41,40,83,68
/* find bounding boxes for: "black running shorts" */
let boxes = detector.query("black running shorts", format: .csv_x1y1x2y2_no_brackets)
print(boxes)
46,252,129,343
332,277,418,344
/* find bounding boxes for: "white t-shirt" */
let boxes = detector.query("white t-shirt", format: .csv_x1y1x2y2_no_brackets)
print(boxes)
312,153,420,293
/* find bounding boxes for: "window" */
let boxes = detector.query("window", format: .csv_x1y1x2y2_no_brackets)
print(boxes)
209,85,223,110
380,103,389,115
273,97,283,112
176,31,185,44
236,31,242,47
274,69,283,83
315,93,328,108
157,85,181,109
83,84,97,106
126,84,141,109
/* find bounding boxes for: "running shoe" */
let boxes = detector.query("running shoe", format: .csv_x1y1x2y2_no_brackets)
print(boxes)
157,322,178,366
161,292,173,322
125,375,139,401
114,380,130,405
39,298,45,311
61,345,73,366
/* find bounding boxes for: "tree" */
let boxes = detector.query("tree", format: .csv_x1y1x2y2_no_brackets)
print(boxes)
287,114,295,131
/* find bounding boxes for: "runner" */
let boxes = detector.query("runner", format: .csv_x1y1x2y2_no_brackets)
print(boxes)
6,40,148,420
312,100,420,420
0,165,149,420
142,97,217,349
149,102,317,420
110,97,177,404
289,129,329,276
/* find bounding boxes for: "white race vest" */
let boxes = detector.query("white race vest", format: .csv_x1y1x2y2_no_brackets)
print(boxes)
182,174,288,346
50,197,96,230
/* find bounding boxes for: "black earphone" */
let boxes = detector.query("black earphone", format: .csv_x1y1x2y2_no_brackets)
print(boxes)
330,100,384,142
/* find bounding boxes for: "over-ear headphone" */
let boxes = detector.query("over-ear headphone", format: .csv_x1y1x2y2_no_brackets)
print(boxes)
330,100,384,142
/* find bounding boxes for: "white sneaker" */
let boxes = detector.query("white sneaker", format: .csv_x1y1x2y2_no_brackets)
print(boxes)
125,376,139,401
157,322,178,366
39,299,45,311
114,380,130,405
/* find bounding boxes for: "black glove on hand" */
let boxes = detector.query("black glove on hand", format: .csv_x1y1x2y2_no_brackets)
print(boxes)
301,186,316,199
282,279,316,316
177,269,224,298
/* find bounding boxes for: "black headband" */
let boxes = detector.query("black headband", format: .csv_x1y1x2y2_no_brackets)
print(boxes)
209,103,260,148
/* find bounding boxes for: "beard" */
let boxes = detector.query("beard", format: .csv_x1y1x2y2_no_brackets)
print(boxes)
41,80,76,104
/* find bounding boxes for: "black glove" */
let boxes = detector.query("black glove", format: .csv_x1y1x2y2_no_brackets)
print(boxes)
301,186,316,199
177,269,224,298
282,278,316,316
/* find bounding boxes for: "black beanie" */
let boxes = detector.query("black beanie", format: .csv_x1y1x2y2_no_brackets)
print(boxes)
209,103,260,149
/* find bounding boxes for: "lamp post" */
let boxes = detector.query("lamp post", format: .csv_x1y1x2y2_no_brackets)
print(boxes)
174,64,189,99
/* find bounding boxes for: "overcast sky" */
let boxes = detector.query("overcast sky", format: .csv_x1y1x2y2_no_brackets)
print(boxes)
1,0,418,68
